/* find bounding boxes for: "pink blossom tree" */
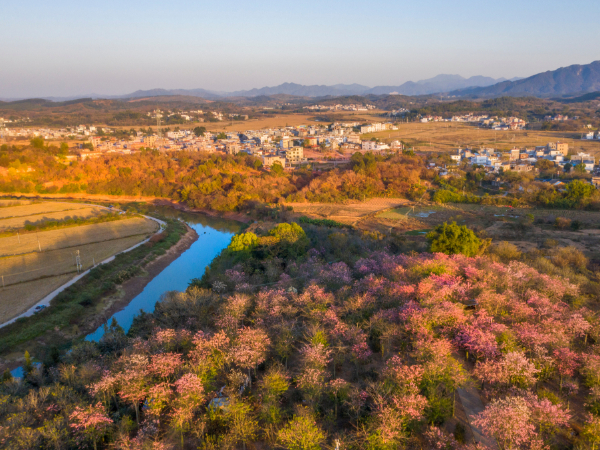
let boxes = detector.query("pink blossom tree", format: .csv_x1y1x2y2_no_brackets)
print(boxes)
69,402,112,450
552,347,579,388
232,327,271,379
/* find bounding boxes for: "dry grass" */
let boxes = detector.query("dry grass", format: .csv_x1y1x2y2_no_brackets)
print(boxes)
0,214,158,323
0,206,108,231
0,201,91,220
0,274,73,322
0,226,155,323
0,200,35,207
287,198,410,224
0,217,157,257
363,122,600,157
0,234,149,285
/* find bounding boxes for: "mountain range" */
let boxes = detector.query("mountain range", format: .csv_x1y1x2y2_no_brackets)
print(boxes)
118,75,515,100
3,61,600,102
452,61,600,98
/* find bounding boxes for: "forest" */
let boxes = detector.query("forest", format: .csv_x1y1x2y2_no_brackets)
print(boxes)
1,142,598,212
0,219,599,449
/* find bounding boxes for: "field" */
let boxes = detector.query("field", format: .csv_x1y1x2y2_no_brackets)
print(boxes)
289,197,600,259
0,205,108,231
370,202,600,257
0,201,95,220
286,198,411,225
0,201,158,323
362,121,600,157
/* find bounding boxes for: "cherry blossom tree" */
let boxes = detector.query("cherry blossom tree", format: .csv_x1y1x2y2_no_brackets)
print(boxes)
69,403,112,450
552,347,580,388
232,327,271,378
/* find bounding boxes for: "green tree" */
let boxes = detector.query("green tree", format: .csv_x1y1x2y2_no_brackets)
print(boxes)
271,161,284,175
427,222,486,257
59,142,69,156
277,413,326,450
24,350,34,377
193,126,206,137
216,132,227,140
228,232,258,252
573,162,587,174
565,179,594,202
30,137,45,149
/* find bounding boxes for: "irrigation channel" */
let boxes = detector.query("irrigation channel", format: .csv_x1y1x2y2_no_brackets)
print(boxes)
12,207,241,377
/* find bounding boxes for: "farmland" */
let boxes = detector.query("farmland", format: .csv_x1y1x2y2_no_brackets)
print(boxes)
0,205,109,231
0,201,158,323
363,121,600,157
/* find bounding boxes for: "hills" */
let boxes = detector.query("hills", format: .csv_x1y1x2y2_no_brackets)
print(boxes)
118,75,511,99
2,74,510,103
454,61,600,98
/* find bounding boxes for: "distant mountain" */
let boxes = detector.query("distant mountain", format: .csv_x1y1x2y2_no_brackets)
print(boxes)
453,61,600,98
1,73,520,102
226,82,372,97
106,76,509,100
366,74,515,96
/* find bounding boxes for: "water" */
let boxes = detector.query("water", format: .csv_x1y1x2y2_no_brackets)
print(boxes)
86,207,241,340
11,207,240,377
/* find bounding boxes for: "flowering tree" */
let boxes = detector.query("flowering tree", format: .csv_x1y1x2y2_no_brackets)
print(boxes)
474,351,539,389
171,373,205,448
69,403,112,450
472,396,536,450
552,347,579,388
232,327,271,378
472,394,570,450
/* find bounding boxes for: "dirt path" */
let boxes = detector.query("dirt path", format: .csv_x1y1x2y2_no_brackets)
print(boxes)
457,387,498,448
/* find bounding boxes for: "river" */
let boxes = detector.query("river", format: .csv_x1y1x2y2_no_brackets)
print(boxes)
87,207,241,340
11,207,241,377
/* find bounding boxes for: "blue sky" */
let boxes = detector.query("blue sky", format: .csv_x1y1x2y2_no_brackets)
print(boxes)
1,0,599,98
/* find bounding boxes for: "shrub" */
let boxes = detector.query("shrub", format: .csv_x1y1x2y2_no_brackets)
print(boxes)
427,222,487,257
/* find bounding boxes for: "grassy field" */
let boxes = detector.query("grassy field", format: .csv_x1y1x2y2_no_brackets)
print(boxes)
0,216,156,257
362,122,600,157
0,218,187,361
0,201,93,219
0,205,108,231
286,198,411,225
0,202,158,324
0,275,73,322
371,202,600,256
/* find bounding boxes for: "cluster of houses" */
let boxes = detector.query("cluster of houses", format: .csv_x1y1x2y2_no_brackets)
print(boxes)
454,141,599,175
302,104,376,112
47,121,403,168
416,113,527,130
583,131,600,140
544,114,579,122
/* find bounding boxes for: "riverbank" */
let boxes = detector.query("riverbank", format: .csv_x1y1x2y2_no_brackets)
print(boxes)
87,223,198,337
0,218,190,370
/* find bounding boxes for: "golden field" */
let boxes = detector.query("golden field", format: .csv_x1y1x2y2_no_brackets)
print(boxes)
363,122,600,157
0,205,108,232
0,201,93,220
0,202,158,323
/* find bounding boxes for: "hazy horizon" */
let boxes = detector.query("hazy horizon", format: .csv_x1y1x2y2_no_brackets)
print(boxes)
1,0,599,98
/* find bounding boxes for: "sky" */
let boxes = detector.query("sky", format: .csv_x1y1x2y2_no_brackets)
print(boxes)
1,0,599,98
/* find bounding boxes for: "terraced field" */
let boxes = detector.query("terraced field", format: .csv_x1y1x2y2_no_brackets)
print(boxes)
0,201,158,323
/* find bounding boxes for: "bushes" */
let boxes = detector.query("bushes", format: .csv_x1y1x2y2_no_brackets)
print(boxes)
298,216,350,229
427,222,488,257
